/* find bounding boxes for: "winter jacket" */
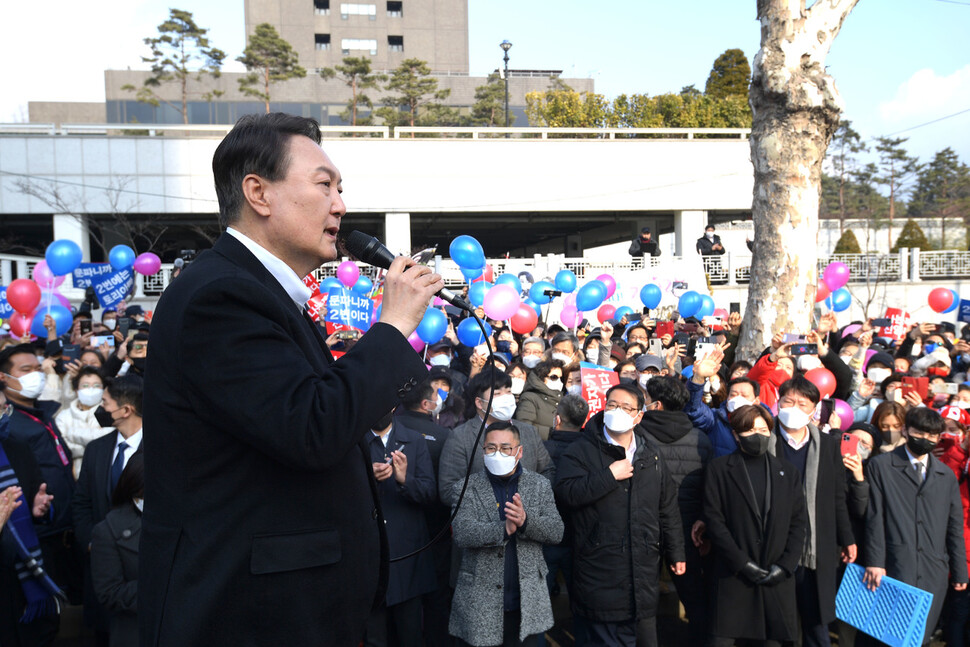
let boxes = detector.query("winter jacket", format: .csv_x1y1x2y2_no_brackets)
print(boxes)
515,371,562,441
747,354,789,413
683,380,738,458
55,398,112,478
696,234,725,256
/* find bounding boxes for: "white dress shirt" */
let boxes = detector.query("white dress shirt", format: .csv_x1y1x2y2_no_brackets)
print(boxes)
904,445,929,480
112,428,143,471
226,227,313,312
779,426,811,451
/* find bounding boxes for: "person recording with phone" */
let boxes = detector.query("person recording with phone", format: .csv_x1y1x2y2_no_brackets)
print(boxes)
140,113,445,647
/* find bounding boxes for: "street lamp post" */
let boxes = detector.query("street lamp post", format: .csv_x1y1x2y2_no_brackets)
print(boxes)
500,40,512,129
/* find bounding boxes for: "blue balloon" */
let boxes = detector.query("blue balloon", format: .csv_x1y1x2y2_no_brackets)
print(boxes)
457,317,491,347
944,290,960,314
320,277,342,292
108,245,136,270
449,235,486,270
614,306,635,321
45,240,83,276
529,281,556,305
417,307,448,344
352,276,373,295
678,291,702,318
523,297,542,318
555,270,577,293
830,287,852,312
640,284,662,309
697,295,715,319
468,281,492,307
575,280,607,312
495,273,522,293
460,265,484,282
30,304,73,338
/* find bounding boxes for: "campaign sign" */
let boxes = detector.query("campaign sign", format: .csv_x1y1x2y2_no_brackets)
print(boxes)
325,287,373,332
303,274,320,295
306,292,328,322
72,263,115,289
0,286,14,318
880,307,911,341
579,361,619,422
959,299,970,324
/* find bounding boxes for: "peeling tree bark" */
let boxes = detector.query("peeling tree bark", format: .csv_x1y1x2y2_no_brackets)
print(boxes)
737,0,861,362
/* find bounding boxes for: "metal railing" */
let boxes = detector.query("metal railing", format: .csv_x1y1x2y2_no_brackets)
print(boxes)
0,123,391,138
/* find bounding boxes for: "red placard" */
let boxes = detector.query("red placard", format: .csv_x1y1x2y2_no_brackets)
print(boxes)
303,273,321,295
306,292,328,322
879,308,911,341
579,361,620,422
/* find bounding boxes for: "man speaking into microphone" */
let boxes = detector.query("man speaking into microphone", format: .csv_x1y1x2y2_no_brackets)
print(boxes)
139,113,444,646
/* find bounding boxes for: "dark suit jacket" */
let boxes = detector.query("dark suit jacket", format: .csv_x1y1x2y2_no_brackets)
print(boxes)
90,503,141,647
139,234,427,647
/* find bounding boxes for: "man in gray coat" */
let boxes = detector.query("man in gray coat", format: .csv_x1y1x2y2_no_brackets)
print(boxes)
449,422,563,646
863,406,968,645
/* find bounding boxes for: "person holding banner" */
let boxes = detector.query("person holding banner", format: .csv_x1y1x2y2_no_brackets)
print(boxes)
140,113,444,647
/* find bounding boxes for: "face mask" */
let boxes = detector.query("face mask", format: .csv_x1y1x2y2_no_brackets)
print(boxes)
778,406,812,430
133,498,144,513
432,394,445,415
484,451,518,476
510,378,525,395
552,352,573,366
710,377,721,392
545,379,563,392
927,366,949,377
857,444,872,461
77,386,104,408
706,232,714,239
603,409,636,434
566,384,582,397
737,432,770,457
429,354,450,367
840,354,853,365
638,373,652,388
924,343,939,354
882,428,902,445
726,395,753,413
955,400,970,410
522,355,541,369
95,406,116,428
586,349,599,363
103,319,117,331
5,371,46,400
489,393,517,421
130,357,147,373
906,435,938,457
868,367,891,385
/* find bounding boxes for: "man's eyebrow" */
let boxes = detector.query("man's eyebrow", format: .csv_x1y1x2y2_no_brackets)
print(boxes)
313,165,342,183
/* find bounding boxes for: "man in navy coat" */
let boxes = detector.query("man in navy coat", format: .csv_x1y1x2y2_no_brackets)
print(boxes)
140,113,444,647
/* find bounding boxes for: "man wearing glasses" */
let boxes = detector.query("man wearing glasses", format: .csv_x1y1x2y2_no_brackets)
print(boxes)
554,383,685,647
448,422,563,647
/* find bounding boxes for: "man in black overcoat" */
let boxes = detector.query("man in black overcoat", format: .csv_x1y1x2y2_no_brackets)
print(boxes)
139,113,444,647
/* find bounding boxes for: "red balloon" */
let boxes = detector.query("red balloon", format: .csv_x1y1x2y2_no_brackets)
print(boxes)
7,279,41,314
510,302,539,335
804,367,836,400
481,264,494,283
815,282,831,303
928,287,954,313
7,312,32,338
597,304,616,324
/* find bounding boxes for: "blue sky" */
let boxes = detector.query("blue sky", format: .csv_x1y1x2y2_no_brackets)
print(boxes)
3,0,968,165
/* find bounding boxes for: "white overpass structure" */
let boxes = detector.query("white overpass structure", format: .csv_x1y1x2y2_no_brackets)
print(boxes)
0,124,754,260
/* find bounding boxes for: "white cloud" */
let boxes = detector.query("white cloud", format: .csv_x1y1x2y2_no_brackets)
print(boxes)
878,64,970,124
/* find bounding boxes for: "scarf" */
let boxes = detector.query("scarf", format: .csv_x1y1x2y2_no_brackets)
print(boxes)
769,423,820,570
0,416,65,622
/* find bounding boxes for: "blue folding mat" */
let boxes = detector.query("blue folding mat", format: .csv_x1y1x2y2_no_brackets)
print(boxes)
836,563,933,647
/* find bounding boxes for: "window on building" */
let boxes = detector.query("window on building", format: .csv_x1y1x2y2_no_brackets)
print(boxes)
386,1,402,16
341,38,378,55
340,3,377,19
314,0,330,15
388,35,403,52
315,34,331,50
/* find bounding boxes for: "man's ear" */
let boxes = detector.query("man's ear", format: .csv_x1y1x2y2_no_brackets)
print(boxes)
241,174,273,218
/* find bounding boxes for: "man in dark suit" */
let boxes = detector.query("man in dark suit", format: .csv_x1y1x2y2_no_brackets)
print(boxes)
139,113,444,647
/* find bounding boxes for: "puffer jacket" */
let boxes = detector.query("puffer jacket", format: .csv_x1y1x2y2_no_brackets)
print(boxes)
515,371,562,441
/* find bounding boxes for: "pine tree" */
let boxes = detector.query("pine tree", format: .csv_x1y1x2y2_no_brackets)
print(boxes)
909,148,970,249
826,121,867,234
705,49,751,100
470,73,514,127
891,219,931,252
319,57,385,126
374,58,450,128
237,23,306,114
873,136,919,248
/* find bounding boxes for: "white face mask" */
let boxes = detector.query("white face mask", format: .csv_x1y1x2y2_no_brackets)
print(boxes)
604,408,637,434
522,355,541,369
77,386,104,408
778,406,812,430
488,393,517,421
103,319,117,331
510,378,525,395
955,400,970,410
5,371,46,400
484,451,518,476
726,395,753,412
566,384,582,397
545,379,563,392
639,373,652,388
710,377,721,392
840,354,853,365
585,348,599,363
868,367,891,385
706,231,714,239
428,354,451,367
552,352,573,365
133,497,144,513
432,394,445,416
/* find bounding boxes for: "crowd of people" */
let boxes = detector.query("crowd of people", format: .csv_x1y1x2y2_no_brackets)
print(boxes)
4,281,970,647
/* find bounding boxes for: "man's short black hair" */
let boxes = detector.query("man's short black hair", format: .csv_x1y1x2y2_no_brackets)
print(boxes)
106,374,144,418
485,421,520,442
0,343,36,376
556,394,589,429
646,376,689,411
778,375,820,406
550,332,579,354
212,113,322,228
705,224,715,231
402,381,435,411
626,324,649,339
606,383,645,410
905,406,945,435
728,376,760,397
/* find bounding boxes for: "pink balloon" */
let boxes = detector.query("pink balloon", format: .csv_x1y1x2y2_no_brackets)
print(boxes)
133,252,162,276
560,306,581,327
336,261,360,289
862,349,878,372
52,292,71,309
433,297,446,307
830,399,853,431
32,261,66,290
407,330,426,354
8,312,32,337
564,293,577,308
595,274,617,299
483,284,520,321
713,308,728,318
822,262,850,291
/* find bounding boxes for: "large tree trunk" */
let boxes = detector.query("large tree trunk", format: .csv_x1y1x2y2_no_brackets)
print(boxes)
737,0,860,362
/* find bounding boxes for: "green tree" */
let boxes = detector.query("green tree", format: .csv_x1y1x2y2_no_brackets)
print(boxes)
832,229,861,253
525,81,608,128
873,136,919,248
121,9,226,124
319,57,385,126
705,48,751,100
237,23,306,114
891,219,931,252
825,121,867,234
909,148,970,248
374,58,450,128
469,73,514,127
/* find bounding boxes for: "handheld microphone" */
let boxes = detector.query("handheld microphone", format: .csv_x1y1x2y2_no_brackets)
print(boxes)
344,230,473,312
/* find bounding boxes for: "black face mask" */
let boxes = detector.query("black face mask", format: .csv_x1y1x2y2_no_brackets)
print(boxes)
906,436,938,457
130,358,147,374
94,406,115,428
738,432,770,457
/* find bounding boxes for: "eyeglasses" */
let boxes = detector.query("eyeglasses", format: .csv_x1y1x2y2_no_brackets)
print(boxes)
605,401,639,415
483,444,519,457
